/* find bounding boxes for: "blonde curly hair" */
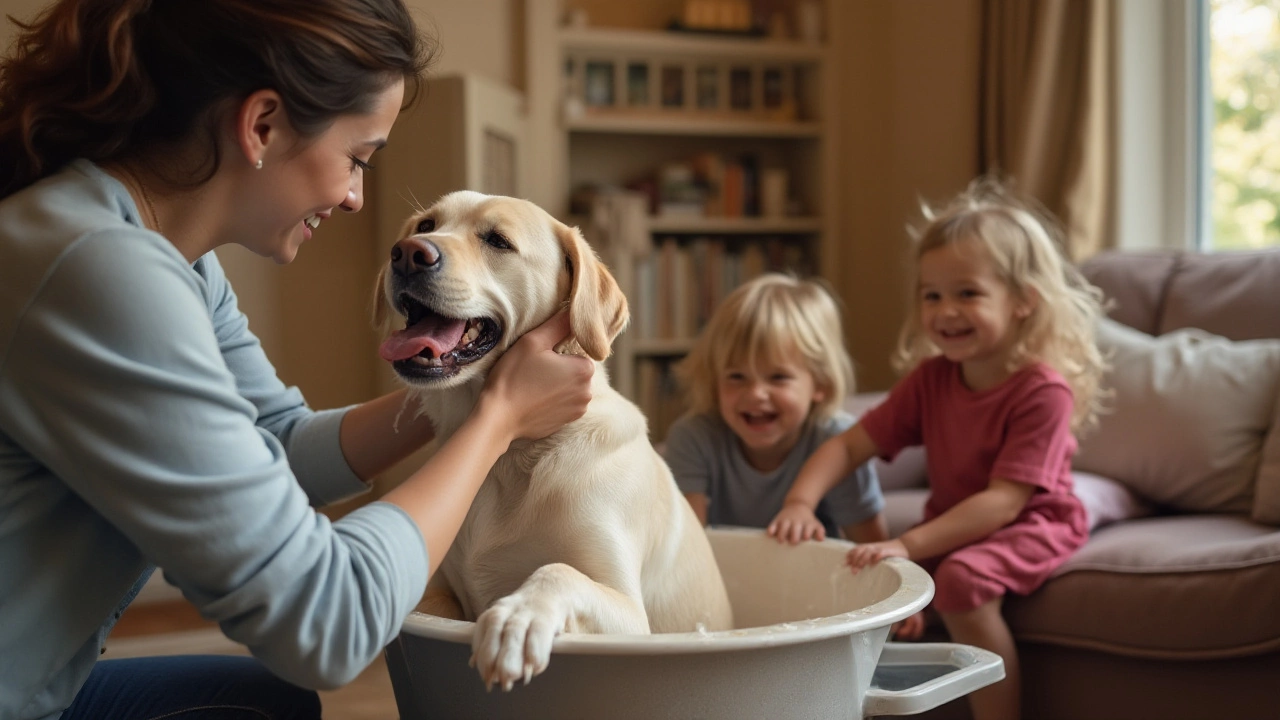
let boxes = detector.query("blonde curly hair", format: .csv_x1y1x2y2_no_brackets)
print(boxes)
894,177,1109,435
679,273,854,426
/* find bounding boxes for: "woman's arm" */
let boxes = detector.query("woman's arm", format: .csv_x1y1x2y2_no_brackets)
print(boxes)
338,390,435,482
380,312,593,576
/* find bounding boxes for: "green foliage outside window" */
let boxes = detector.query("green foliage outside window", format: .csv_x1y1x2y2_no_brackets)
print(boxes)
1210,0,1280,249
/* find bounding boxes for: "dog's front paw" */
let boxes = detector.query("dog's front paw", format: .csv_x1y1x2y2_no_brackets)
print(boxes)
470,590,566,691
471,589,565,691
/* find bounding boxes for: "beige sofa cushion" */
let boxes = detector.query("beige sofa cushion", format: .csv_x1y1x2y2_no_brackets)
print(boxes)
1074,319,1280,514
1006,515,1280,658
1158,248,1280,341
1079,250,1179,336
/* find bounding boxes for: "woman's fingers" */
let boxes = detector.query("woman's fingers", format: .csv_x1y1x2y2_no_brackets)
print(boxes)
484,311,594,440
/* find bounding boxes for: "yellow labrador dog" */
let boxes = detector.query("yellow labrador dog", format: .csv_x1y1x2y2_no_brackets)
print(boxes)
375,191,733,691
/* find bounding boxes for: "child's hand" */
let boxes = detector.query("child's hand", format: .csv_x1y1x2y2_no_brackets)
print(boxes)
844,539,908,574
891,611,926,641
766,502,826,545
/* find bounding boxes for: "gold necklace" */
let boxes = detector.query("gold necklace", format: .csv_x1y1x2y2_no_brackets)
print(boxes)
122,166,163,235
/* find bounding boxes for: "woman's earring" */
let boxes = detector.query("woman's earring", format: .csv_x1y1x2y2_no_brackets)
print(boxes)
255,159,263,170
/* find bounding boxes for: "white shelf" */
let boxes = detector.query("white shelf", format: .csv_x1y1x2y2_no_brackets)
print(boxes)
648,215,822,234
560,27,827,62
567,114,821,138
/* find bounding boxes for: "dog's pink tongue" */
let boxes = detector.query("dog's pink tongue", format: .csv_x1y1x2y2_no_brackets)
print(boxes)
379,316,467,362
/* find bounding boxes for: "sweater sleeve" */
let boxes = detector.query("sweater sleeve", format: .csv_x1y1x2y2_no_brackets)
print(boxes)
2,232,428,689
198,252,366,508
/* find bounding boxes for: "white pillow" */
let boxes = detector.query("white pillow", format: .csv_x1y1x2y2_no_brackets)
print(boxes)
1073,319,1280,514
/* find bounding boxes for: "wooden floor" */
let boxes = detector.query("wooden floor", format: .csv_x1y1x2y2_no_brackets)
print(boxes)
107,599,401,719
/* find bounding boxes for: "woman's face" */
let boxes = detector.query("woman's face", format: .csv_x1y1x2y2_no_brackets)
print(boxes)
249,78,405,264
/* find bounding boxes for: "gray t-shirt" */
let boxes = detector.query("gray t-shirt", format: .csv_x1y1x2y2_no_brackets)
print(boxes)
664,411,884,536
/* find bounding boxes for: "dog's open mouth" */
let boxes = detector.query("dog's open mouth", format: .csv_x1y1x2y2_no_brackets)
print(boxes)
379,294,501,379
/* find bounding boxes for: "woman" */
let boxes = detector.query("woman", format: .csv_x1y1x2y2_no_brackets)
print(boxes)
0,2,594,719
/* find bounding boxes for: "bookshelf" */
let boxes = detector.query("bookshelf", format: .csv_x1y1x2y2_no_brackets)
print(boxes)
526,0,837,440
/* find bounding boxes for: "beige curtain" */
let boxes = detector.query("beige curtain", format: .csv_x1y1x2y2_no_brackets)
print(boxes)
980,0,1112,260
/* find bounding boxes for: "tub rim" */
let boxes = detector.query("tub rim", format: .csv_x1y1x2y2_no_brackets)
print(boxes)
399,527,935,655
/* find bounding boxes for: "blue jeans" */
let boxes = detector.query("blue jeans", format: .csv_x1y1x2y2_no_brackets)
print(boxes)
61,655,321,720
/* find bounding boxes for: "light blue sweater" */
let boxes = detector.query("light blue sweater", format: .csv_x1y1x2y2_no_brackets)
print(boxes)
0,160,429,720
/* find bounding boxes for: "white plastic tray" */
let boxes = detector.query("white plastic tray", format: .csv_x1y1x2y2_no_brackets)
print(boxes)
866,641,1006,716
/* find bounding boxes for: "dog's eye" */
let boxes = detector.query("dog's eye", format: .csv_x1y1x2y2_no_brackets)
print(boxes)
483,229,513,251
416,218,435,234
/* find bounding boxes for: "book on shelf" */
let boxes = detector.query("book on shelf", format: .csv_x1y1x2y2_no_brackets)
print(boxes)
635,357,688,442
629,236,809,346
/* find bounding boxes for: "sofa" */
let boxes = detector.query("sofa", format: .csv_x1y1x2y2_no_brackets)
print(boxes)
856,248,1280,720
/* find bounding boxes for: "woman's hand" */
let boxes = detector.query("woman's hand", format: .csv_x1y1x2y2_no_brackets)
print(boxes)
480,311,594,442
844,539,909,574
767,502,826,545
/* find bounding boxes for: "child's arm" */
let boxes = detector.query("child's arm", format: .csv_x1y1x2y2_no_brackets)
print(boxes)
845,478,1034,570
901,478,1034,558
767,423,880,544
683,492,709,525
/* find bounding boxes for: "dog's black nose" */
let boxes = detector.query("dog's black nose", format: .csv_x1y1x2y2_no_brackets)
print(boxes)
390,237,441,277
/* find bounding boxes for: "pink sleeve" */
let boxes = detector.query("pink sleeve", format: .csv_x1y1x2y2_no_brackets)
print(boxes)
860,364,926,461
990,382,1076,491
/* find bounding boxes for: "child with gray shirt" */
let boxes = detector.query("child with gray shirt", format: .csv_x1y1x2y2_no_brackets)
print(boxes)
664,273,888,543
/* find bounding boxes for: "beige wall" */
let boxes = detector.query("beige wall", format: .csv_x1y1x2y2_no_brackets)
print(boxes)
831,0,983,390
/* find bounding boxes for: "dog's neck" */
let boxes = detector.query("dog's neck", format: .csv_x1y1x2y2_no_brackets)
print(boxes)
413,359,615,467
415,378,487,442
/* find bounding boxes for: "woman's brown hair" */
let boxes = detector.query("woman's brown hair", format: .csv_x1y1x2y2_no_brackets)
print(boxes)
0,0,435,199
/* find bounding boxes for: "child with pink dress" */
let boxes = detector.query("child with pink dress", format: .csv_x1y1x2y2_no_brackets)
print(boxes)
767,178,1107,720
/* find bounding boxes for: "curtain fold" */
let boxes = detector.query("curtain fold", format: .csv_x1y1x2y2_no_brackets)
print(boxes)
980,0,1113,260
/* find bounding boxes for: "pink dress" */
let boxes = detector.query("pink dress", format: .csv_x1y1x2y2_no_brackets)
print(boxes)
860,356,1089,612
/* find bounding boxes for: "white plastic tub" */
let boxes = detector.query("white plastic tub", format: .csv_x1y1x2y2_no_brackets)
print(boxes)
387,527,1002,719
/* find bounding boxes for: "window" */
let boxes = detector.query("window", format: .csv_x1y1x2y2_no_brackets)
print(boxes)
1205,0,1280,250
1115,0,1280,252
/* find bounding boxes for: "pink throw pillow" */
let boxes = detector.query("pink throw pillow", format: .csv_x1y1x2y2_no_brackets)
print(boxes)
1073,471,1154,531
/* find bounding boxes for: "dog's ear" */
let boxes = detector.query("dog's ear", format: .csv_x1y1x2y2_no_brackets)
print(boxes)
555,223,629,361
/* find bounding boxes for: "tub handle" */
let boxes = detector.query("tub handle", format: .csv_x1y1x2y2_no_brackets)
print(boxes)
862,642,1005,717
